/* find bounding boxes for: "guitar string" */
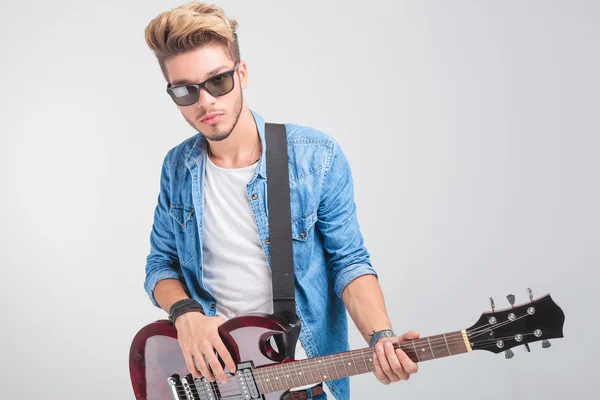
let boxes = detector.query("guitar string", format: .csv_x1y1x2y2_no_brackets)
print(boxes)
192,332,506,395
252,315,537,393
195,335,507,396
192,333,466,395
182,314,536,395
467,313,532,339
199,333,471,395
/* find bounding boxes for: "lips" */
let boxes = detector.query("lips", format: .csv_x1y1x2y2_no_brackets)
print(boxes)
201,113,223,124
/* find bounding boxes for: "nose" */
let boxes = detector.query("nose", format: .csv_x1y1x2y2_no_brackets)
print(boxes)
195,87,216,109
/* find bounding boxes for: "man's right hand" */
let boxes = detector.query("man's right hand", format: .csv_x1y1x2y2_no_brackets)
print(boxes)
174,312,236,384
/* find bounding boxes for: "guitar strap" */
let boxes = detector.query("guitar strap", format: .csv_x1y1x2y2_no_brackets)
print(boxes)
265,122,300,329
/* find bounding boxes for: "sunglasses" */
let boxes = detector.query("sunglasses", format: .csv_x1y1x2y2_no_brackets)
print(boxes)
166,63,239,106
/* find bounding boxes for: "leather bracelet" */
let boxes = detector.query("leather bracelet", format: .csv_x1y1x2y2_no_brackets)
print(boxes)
369,329,395,347
169,298,205,325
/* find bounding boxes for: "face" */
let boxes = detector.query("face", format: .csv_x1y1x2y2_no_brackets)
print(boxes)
164,44,248,141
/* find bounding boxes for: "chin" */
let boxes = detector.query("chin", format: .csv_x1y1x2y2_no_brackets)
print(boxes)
203,124,234,142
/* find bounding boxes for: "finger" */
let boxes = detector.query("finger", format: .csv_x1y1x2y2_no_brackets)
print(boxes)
204,346,228,384
384,342,409,381
375,343,400,382
372,351,391,385
183,352,202,379
397,347,419,375
214,339,236,373
399,330,421,341
192,351,214,382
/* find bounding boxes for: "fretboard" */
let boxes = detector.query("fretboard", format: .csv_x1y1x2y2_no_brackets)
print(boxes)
253,330,468,394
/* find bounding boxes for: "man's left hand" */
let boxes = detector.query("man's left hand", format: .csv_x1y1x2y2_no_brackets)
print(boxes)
372,330,420,385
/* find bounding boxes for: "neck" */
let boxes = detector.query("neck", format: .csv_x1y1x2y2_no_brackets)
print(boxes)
207,107,261,168
254,330,471,395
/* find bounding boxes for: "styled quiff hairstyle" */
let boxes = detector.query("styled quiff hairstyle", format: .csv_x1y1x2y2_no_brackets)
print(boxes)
144,1,241,81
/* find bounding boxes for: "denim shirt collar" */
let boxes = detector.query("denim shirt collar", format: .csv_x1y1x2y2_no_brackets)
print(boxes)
183,109,268,183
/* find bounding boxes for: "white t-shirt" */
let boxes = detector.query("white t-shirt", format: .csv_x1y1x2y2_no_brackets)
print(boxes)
201,155,331,396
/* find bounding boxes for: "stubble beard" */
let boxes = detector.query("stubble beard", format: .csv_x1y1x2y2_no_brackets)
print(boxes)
187,87,244,142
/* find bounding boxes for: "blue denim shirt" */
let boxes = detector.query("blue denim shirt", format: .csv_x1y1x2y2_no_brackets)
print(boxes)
144,110,377,400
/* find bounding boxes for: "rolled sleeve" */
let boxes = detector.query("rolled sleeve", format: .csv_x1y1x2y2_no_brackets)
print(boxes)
317,139,377,298
144,268,182,308
144,158,183,308
333,262,378,299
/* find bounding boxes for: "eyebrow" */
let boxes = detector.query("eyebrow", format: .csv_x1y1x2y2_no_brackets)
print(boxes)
170,65,230,86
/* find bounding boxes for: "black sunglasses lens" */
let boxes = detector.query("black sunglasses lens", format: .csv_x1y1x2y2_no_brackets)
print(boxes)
168,70,236,106
205,73,235,97
170,85,200,106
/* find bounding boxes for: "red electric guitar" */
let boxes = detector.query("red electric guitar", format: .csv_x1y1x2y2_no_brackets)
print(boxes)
129,289,565,400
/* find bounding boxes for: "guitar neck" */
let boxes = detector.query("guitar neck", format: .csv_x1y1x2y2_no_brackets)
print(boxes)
254,330,470,394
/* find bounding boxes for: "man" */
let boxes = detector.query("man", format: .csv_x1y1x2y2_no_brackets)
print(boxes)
143,2,419,399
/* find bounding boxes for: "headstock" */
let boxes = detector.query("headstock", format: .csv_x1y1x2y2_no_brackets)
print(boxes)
466,289,565,356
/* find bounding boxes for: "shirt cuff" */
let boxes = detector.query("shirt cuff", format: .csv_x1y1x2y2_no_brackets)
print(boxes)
334,263,378,299
144,268,182,308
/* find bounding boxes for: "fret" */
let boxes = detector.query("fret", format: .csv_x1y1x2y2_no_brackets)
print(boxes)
321,358,331,382
290,362,301,389
331,354,342,379
360,349,374,372
298,359,312,385
269,368,279,390
255,373,265,395
261,368,274,394
426,337,435,359
307,358,320,385
296,362,309,385
357,350,370,374
316,356,329,382
274,364,284,391
412,339,431,361
282,363,295,389
268,365,279,392
451,331,469,355
348,351,360,375
443,334,452,356
285,363,294,389
302,359,312,386
411,340,421,362
316,357,329,382
340,353,350,377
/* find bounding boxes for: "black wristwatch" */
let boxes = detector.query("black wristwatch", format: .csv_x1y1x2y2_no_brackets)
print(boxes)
369,329,395,347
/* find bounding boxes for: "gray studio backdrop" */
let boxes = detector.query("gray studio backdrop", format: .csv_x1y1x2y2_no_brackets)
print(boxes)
1,0,598,399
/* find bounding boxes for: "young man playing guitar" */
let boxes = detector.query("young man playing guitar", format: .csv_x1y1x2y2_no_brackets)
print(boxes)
142,2,419,398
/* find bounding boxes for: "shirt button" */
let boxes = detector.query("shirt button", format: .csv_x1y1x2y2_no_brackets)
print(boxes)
210,303,216,310
194,175,197,180
251,193,258,200
266,238,271,245
300,232,306,238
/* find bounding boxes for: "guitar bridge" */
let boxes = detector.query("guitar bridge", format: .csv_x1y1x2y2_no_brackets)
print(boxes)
167,373,219,400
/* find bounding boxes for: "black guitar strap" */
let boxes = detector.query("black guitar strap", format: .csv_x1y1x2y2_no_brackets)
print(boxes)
265,122,299,329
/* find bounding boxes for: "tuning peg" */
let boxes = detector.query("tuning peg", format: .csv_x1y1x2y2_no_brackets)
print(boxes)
507,294,515,307
542,339,551,348
527,287,534,301
524,343,531,353
504,349,515,359
489,297,495,311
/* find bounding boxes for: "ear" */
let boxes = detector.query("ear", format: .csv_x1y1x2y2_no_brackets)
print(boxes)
238,60,248,90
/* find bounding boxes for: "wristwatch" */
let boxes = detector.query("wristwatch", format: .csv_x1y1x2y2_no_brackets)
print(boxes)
369,329,395,347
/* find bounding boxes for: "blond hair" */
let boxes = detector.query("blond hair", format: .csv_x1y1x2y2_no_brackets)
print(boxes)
144,1,240,81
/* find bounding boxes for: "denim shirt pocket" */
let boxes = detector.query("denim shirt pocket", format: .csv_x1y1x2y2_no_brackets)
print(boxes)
168,204,197,267
291,211,317,272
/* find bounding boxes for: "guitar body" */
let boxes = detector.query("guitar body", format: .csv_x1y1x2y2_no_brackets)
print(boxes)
129,313,294,400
